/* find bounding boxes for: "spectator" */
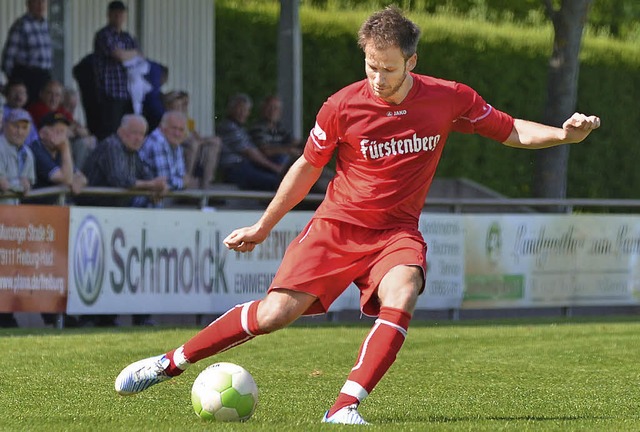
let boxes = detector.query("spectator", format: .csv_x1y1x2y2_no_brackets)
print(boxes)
0,106,18,328
249,94,302,167
0,109,35,205
26,79,69,128
250,94,333,194
61,86,80,116
29,112,87,203
72,53,101,137
93,0,140,140
1,0,52,105
216,93,283,191
142,61,169,131
2,79,39,146
26,80,96,170
136,110,189,207
29,112,86,326
62,86,96,147
81,114,167,208
80,114,166,327
62,86,97,156
164,91,220,188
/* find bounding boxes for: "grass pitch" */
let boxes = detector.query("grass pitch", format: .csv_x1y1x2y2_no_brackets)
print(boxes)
2,316,640,431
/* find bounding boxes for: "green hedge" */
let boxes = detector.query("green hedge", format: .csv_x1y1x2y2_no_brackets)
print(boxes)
216,1,640,198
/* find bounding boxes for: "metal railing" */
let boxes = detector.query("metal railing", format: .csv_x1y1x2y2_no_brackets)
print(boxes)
3,185,640,213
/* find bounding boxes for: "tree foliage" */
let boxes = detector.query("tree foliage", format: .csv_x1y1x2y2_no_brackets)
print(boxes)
303,0,640,40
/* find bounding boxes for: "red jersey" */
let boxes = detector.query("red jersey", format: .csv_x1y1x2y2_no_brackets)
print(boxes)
303,73,514,230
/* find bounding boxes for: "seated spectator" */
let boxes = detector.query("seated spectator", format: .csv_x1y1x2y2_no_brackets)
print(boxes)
249,94,302,167
164,90,220,188
27,79,96,169
216,93,283,191
1,79,38,145
82,114,163,201
0,108,35,205
62,86,97,142
27,111,86,327
0,106,19,328
136,110,190,207
81,114,168,207
29,112,87,203
80,114,167,327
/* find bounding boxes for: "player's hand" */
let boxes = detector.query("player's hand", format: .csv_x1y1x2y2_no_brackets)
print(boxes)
223,225,269,253
562,113,601,143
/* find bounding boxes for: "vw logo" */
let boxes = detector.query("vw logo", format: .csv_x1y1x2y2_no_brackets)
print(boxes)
73,215,105,305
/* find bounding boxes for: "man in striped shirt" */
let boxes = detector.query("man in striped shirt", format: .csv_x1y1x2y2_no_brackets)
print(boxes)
1,0,53,105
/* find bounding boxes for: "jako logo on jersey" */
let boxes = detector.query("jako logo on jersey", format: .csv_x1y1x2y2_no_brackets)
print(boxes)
360,133,441,160
386,110,407,117
73,215,105,306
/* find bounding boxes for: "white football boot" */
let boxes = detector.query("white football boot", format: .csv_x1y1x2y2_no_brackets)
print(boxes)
322,404,369,425
115,354,172,395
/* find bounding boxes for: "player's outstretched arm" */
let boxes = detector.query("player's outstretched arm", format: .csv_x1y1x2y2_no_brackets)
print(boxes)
223,155,323,253
503,112,601,149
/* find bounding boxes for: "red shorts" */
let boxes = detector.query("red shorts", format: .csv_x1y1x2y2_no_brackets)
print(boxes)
269,218,427,316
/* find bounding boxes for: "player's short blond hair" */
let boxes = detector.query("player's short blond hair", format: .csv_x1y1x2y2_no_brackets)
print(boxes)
357,6,421,59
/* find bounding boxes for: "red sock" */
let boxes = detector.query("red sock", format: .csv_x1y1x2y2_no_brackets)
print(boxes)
327,306,411,417
165,301,265,376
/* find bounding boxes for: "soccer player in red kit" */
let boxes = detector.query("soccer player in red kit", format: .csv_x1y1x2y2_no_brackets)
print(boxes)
115,6,601,424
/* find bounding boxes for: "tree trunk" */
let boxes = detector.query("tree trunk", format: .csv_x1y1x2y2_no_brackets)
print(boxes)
533,0,592,207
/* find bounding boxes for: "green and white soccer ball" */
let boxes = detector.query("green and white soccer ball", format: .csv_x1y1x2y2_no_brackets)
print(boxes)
191,362,259,422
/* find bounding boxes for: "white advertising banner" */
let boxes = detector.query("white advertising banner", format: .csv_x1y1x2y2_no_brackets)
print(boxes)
67,208,316,314
463,214,640,308
417,214,465,309
67,208,467,315
67,208,640,315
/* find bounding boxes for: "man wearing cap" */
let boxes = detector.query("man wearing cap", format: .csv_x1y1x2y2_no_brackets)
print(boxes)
93,0,140,140
1,0,53,105
29,111,87,201
0,108,36,205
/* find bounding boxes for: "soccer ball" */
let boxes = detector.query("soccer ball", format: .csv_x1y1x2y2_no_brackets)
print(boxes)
191,362,259,422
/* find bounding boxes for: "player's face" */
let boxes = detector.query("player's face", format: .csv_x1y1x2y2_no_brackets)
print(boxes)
364,43,416,104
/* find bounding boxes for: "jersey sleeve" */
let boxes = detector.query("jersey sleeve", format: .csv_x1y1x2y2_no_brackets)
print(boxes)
452,83,514,143
303,99,340,168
